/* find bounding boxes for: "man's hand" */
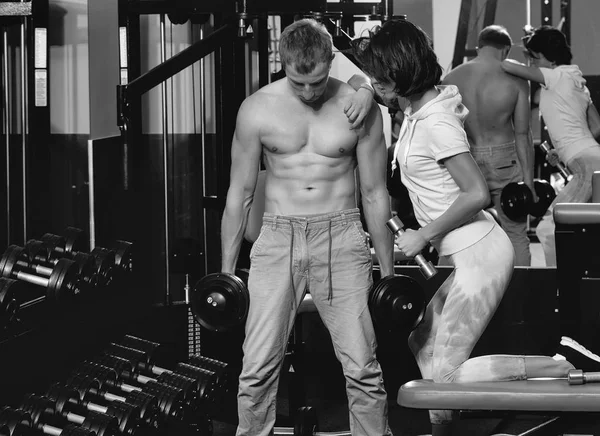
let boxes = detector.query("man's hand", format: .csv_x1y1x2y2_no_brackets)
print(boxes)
344,87,375,129
394,228,428,258
528,183,539,204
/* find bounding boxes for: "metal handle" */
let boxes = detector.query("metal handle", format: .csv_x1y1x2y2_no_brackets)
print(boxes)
568,369,600,385
386,216,437,280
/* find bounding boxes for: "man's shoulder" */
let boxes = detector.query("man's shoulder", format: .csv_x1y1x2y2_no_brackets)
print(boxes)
329,77,355,97
240,82,284,110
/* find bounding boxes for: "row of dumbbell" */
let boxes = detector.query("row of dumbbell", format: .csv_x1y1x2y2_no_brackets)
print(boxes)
4,228,132,292
0,231,133,331
0,335,228,436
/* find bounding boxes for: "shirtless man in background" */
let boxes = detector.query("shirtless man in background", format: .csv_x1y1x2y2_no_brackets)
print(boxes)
443,24,537,266
220,18,394,436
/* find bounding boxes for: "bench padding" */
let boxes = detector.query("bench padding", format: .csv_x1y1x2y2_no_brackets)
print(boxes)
554,203,600,225
398,379,600,412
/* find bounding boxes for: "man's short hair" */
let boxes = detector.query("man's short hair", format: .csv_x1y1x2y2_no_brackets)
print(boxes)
478,25,512,49
352,19,442,98
524,25,572,65
279,19,334,74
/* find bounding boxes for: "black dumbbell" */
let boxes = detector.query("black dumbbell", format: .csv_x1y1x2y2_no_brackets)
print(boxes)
19,241,99,290
117,335,230,398
187,355,230,392
0,246,81,303
40,228,85,257
0,406,96,435
500,179,557,221
73,362,185,422
191,270,250,332
65,374,161,430
88,249,116,287
369,274,426,333
20,394,118,436
386,216,437,279
96,349,218,412
31,239,114,289
119,335,229,388
46,384,141,435
0,278,23,330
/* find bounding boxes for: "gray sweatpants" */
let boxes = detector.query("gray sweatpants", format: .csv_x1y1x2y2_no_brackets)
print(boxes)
236,208,391,436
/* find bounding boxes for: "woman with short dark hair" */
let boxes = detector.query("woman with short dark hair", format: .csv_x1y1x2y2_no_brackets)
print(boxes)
353,19,593,436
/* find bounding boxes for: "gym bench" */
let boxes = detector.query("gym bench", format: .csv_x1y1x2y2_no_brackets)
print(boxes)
398,379,600,435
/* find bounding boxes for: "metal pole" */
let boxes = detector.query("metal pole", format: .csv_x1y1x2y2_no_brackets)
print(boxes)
20,15,28,243
88,139,96,250
160,14,171,305
2,26,10,245
199,24,208,276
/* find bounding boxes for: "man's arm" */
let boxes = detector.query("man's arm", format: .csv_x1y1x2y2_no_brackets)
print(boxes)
221,97,263,274
513,79,538,201
587,103,600,142
355,104,394,277
501,59,545,85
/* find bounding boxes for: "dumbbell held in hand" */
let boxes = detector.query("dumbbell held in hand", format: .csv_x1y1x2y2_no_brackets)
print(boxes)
386,216,437,279
540,141,572,183
500,179,556,221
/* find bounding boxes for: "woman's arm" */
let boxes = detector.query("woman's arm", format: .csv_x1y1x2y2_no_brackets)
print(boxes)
393,151,490,258
587,103,600,142
418,152,490,243
501,59,545,85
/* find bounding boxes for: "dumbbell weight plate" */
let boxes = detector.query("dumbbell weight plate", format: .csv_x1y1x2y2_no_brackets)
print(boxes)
0,278,22,328
47,258,81,301
111,241,133,273
191,272,250,332
369,275,426,333
0,245,21,279
64,227,84,253
72,252,100,289
0,406,33,435
500,182,532,221
90,248,116,286
529,179,557,218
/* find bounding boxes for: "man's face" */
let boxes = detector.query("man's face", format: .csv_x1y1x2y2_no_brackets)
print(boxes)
286,61,331,106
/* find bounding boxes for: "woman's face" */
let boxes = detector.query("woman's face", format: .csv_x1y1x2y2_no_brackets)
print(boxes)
525,50,555,68
371,79,397,100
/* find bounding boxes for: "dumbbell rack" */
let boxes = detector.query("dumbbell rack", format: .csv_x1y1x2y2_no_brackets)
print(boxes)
0,334,230,436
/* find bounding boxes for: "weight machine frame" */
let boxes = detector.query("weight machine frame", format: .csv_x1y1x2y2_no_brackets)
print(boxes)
115,0,397,307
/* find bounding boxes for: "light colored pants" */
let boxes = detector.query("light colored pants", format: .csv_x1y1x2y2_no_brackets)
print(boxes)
536,146,600,266
236,209,391,436
471,142,531,266
409,223,526,425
